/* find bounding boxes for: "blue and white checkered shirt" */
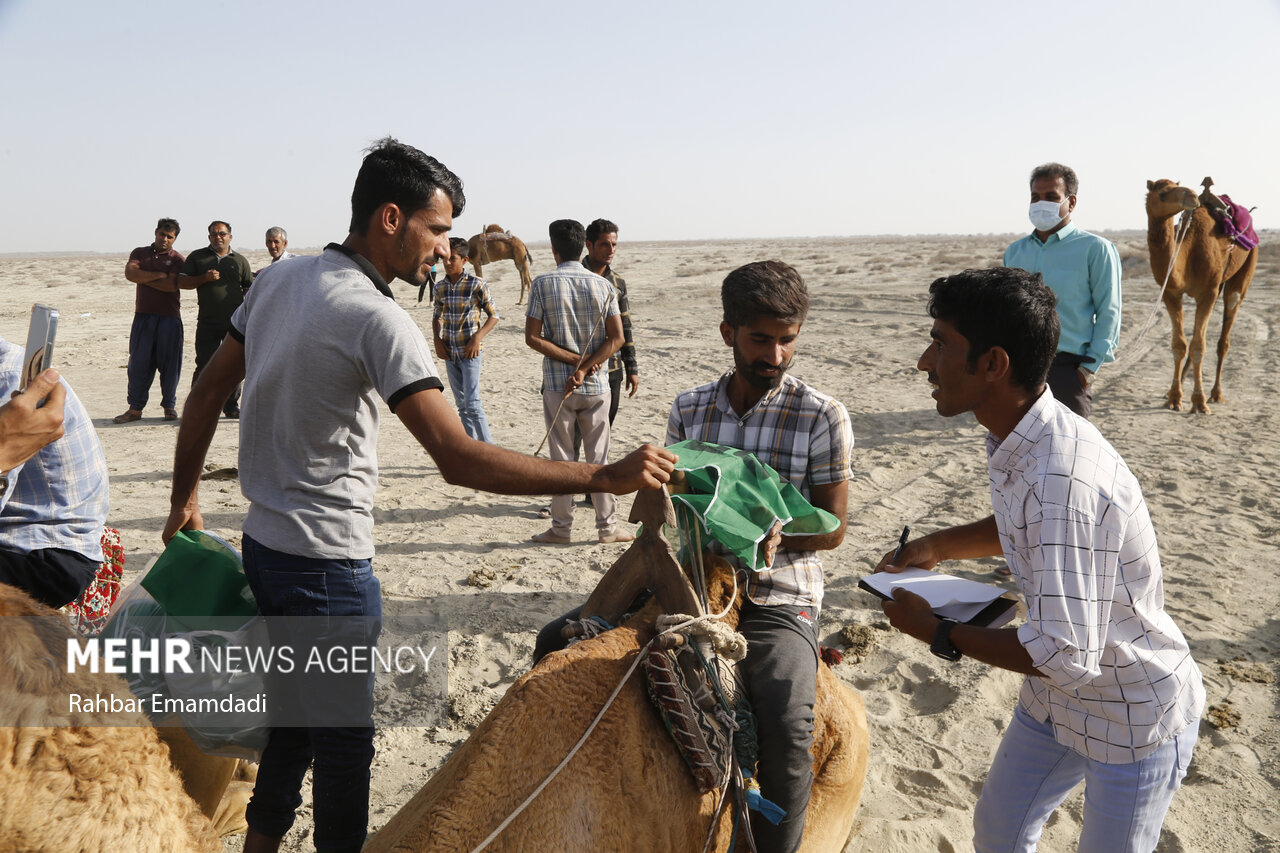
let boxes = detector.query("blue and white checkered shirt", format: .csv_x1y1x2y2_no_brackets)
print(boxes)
526,261,618,397
0,339,108,561
990,389,1203,763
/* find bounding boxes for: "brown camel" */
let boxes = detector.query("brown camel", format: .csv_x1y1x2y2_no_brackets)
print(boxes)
0,582,222,852
1145,179,1258,413
365,487,869,852
467,224,534,304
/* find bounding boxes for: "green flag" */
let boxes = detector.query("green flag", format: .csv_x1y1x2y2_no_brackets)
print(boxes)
668,439,840,571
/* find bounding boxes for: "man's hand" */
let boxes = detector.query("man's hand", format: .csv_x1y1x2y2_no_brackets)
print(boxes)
433,339,448,361
463,339,481,360
0,370,65,471
882,587,938,643
762,520,783,567
626,373,640,397
205,269,221,283
875,532,943,574
589,444,677,493
162,502,203,545
564,368,587,395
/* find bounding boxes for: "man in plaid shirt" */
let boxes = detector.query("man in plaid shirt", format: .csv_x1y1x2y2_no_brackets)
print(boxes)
525,219,630,544
432,237,498,442
667,260,852,853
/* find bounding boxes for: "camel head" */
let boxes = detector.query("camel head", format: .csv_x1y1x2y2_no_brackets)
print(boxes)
1146,179,1200,219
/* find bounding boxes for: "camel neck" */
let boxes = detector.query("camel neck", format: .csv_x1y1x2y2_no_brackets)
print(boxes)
1146,212,1178,275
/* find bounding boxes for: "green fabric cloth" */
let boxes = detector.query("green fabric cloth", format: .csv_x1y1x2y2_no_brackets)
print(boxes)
668,439,840,571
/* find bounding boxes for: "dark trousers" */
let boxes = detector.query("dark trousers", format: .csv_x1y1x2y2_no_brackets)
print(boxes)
193,322,241,416
1048,352,1093,419
0,546,98,609
126,313,183,411
533,597,819,853
608,367,623,426
241,534,381,853
738,599,820,853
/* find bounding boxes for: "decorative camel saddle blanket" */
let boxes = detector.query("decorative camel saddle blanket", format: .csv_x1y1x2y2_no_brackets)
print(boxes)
1214,194,1259,251
643,637,741,793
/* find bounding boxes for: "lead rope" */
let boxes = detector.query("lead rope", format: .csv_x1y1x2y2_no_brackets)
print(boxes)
467,571,742,853
1112,209,1194,370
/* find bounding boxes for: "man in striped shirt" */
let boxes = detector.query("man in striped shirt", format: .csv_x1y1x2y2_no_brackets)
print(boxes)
432,237,498,442
879,267,1202,853
667,260,852,853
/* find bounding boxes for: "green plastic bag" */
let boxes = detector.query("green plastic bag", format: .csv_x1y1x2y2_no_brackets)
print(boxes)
668,440,841,571
140,530,256,632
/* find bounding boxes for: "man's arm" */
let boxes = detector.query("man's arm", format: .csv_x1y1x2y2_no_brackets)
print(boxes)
525,316,584,366
431,313,448,361
567,315,624,392
125,259,176,291
0,370,65,472
177,257,219,290
875,515,1002,572
882,587,1042,675
615,278,640,396
163,335,246,542
394,387,675,493
464,314,499,360
1085,239,1123,369
778,479,848,553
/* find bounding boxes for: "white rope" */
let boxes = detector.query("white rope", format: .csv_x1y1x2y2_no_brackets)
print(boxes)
1113,210,1193,370
467,571,742,853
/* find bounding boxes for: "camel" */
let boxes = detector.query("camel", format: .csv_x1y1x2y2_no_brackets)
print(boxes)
0,582,222,852
365,486,869,852
467,224,534,304
1145,178,1259,413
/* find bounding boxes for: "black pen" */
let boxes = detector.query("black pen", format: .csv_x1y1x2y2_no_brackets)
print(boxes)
892,525,910,565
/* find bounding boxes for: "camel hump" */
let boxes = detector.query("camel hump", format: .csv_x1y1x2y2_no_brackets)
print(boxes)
484,224,506,233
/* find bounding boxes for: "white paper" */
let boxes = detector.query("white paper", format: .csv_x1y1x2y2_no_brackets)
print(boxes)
861,568,1016,626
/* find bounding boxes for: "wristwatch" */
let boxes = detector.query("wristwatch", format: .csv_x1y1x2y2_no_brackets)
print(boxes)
930,617,962,661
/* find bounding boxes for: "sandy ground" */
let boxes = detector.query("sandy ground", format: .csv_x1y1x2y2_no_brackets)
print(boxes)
2,230,1276,851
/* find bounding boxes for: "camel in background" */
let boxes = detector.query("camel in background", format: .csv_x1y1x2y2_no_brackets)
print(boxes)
467,224,534,304
365,487,869,852
0,582,222,853
1145,179,1258,413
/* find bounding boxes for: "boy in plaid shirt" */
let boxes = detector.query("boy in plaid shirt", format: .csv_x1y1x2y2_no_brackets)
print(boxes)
432,237,498,442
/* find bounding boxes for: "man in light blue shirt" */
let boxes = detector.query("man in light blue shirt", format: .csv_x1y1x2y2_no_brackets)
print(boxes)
1004,162,1121,419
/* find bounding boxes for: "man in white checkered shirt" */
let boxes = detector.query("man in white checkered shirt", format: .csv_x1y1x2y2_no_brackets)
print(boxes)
667,260,852,853
878,267,1204,853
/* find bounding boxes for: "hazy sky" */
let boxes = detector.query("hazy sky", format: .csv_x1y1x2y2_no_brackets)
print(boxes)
1,0,1277,254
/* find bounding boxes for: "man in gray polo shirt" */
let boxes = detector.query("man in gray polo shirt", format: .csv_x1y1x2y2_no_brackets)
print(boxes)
165,138,676,853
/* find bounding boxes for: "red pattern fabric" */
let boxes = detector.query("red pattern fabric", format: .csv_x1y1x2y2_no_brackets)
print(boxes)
63,527,124,636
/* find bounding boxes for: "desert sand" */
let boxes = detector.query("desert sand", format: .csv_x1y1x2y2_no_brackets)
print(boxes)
1,230,1275,851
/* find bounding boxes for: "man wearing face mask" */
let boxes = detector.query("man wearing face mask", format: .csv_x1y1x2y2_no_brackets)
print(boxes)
1003,163,1121,419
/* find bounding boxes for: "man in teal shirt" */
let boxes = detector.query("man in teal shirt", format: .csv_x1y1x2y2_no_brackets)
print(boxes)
1004,163,1121,418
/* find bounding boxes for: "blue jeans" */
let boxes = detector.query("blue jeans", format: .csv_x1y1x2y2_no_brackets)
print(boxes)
974,704,1198,853
240,534,382,853
446,355,492,442
126,312,183,410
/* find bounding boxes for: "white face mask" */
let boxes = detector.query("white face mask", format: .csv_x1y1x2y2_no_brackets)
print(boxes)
1029,200,1065,232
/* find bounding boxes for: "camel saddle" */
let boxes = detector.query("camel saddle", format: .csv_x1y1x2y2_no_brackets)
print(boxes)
1200,178,1259,250
571,484,744,793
